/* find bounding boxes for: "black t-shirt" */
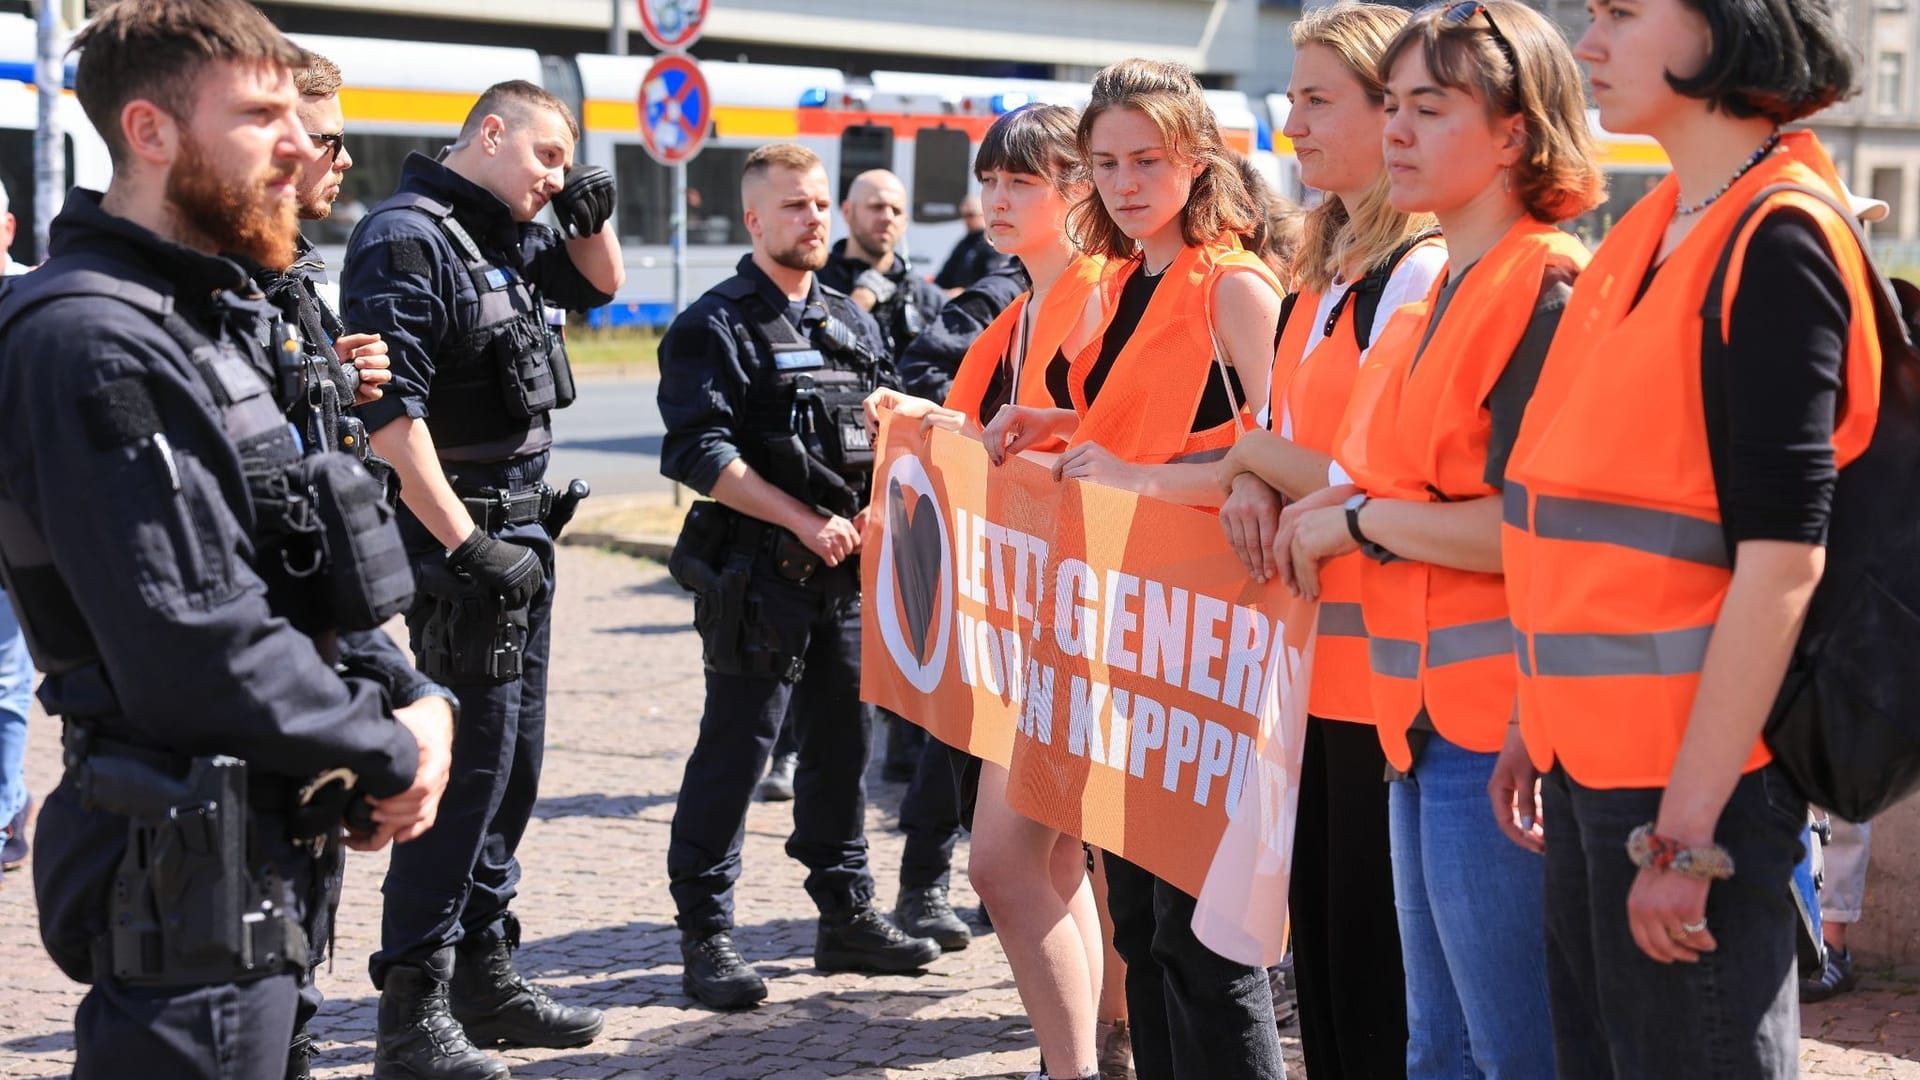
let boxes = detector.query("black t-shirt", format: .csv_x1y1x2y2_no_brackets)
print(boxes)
1075,265,1244,431
1409,260,1577,491
1632,212,1847,545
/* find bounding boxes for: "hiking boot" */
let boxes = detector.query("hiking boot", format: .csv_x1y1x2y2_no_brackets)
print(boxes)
1098,1018,1136,1080
816,906,942,973
894,885,972,952
1801,945,1858,1003
450,921,603,1049
374,964,509,1080
285,1025,316,1080
680,930,769,1010
757,752,797,802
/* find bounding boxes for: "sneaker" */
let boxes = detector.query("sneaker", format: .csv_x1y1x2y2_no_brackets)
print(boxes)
2,794,31,870
680,931,768,1011
1098,1018,1136,1080
1801,945,1858,1003
893,885,972,952
757,753,797,802
1267,953,1297,1027
815,906,942,973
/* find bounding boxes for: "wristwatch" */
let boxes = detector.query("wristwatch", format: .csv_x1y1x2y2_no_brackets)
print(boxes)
1343,492,1372,544
1343,492,1398,563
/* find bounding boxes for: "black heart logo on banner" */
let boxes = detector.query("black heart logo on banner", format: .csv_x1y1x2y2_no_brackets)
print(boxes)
888,477,944,663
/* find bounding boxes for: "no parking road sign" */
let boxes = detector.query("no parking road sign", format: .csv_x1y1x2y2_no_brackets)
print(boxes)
638,54,711,166
638,0,709,53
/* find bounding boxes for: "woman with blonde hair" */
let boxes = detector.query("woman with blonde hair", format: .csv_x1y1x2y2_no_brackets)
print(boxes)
986,57,1286,1080
1214,5,1446,1075
1281,2,1604,1074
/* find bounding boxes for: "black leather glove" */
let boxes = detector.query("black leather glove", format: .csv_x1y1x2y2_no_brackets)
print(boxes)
551,164,616,238
446,527,545,610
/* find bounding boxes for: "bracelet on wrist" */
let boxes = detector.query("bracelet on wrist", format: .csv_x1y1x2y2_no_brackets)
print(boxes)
1626,822,1734,881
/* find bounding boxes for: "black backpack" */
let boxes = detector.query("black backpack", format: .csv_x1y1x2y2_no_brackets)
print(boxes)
1273,230,1440,351
1701,183,1920,822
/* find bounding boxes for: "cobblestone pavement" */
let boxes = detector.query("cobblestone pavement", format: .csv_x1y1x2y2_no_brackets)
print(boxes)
2,546,1918,1078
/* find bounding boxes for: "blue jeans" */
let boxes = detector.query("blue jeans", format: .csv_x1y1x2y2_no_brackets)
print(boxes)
1389,735,1555,1079
0,587,33,826
1541,764,1804,1080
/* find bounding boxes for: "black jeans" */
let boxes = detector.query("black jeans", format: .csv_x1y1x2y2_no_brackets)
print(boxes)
898,735,967,891
1102,852,1286,1080
667,555,875,933
376,454,555,986
1290,716,1408,1079
1542,763,1806,1080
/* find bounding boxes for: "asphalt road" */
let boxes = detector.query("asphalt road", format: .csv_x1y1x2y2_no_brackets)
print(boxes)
547,375,669,496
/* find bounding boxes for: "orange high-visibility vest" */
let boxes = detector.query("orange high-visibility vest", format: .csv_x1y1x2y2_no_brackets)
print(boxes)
1068,235,1283,465
945,254,1106,425
1504,132,1883,789
1276,239,1445,724
1334,220,1591,771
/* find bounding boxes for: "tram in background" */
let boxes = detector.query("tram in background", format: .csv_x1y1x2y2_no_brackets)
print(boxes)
0,13,1669,325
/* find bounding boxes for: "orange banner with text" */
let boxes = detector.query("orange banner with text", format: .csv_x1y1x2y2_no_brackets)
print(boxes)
860,414,1314,965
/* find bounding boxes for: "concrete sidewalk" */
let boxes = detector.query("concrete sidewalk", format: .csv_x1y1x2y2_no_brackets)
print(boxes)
0,545,1915,1078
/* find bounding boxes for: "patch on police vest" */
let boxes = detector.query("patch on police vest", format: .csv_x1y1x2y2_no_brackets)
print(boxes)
387,237,432,277
80,377,160,449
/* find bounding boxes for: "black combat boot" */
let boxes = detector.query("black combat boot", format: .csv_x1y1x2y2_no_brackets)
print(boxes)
815,905,943,973
449,917,604,1049
894,885,972,951
285,1026,315,1080
680,930,770,1010
374,964,508,1080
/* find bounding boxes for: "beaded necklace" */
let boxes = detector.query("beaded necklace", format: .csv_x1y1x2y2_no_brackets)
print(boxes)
1673,129,1782,217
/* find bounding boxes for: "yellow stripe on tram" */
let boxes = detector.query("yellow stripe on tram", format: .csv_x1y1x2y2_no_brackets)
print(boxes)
338,86,483,127
583,99,799,139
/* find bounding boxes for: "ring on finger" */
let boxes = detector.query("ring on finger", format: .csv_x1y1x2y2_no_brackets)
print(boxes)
1682,918,1708,935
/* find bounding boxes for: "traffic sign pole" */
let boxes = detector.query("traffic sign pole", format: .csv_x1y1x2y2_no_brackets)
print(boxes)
673,161,688,332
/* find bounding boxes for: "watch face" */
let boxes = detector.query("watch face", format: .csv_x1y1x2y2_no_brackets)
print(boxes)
1344,493,1368,512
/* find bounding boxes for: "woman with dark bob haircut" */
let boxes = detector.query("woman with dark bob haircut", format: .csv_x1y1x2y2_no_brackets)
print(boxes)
1500,1,1882,1077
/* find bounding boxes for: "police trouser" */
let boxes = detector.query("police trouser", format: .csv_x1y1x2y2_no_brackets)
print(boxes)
898,735,968,891
666,549,875,934
32,770,318,1080
375,452,555,986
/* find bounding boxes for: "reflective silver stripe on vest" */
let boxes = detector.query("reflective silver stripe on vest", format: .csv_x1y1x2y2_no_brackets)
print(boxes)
1318,602,1368,638
1370,637,1421,679
1530,495,1729,569
1529,625,1714,677
1514,627,1533,677
1503,482,1529,531
1426,618,1515,668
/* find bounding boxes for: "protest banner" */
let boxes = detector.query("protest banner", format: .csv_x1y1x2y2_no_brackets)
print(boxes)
861,413,1313,964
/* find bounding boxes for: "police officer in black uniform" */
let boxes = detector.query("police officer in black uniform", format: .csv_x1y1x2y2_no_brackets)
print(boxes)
343,78,620,1080
659,143,942,1011
820,168,948,364
0,4,453,1077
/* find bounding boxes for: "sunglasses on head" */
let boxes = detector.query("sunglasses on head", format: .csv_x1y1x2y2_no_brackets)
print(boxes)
1440,1,1521,93
307,130,345,162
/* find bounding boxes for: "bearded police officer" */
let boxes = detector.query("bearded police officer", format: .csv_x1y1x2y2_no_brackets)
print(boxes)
820,168,947,361
659,143,941,1011
0,3,454,1077
343,80,621,1079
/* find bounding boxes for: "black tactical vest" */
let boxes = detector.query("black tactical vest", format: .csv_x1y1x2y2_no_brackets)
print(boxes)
719,278,881,516
363,192,576,454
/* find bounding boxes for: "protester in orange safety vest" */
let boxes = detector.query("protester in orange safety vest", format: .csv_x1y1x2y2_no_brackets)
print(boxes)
863,102,1122,1080
1497,0,1880,1075
982,58,1287,1080
1211,5,1444,1076
1279,3,1604,1076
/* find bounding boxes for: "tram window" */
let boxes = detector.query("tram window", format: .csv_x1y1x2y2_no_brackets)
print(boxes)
839,125,893,203
913,127,969,223
0,129,75,266
319,132,445,245
612,144,750,246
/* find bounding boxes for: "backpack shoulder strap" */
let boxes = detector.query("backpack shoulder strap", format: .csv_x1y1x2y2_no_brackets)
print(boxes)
1348,228,1441,349
1273,291,1300,351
